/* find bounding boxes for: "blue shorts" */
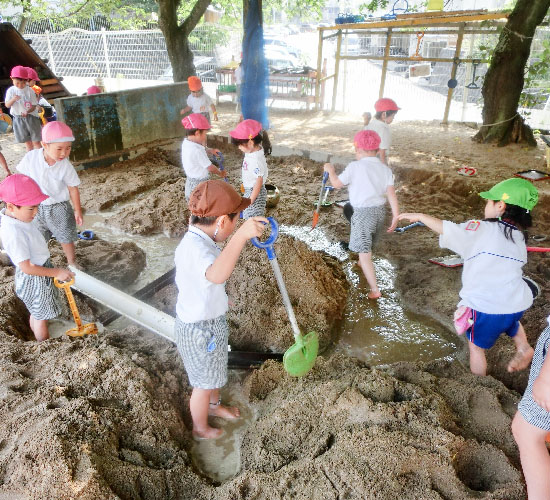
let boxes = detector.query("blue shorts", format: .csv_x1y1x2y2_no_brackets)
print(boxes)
467,310,524,349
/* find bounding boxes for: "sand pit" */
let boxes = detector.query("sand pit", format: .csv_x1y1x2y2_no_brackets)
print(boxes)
2,110,550,497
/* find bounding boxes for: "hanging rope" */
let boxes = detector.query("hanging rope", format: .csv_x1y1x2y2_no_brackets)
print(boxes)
480,113,519,128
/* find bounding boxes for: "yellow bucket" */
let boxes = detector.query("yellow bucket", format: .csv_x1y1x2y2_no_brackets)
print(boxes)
427,0,444,10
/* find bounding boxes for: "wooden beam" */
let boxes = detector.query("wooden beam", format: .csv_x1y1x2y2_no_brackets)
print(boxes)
315,27,323,110
442,23,465,124
339,55,487,64
379,28,393,98
331,30,342,111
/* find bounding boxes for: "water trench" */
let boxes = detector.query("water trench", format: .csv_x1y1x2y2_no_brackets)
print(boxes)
53,205,460,482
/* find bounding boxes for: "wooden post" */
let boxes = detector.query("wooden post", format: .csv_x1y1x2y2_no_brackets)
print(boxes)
378,28,393,98
442,23,465,124
332,30,342,112
315,29,324,110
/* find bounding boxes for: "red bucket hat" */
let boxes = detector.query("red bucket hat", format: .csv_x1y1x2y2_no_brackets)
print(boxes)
26,67,39,81
42,122,75,143
354,130,381,150
10,66,28,79
229,119,262,140
87,85,101,95
188,76,203,92
374,98,400,112
181,113,211,130
0,174,49,206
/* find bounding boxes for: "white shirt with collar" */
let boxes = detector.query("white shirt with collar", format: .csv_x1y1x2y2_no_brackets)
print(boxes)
5,85,39,117
440,219,532,314
186,93,212,114
16,149,80,206
175,226,228,323
181,139,212,180
241,148,268,188
0,210,50,266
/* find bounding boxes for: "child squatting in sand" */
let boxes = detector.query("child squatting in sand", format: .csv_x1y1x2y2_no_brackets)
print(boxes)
174,180,267,440
398,178,538,376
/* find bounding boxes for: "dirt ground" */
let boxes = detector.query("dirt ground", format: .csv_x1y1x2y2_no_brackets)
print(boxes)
1,106,550,498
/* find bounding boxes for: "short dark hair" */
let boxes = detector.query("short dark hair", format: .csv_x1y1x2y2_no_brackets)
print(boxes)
374,110,397,120
186,128,201,137
190,212,238,226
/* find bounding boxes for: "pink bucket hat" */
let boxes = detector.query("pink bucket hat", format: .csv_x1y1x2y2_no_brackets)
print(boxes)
10,66,28,79
181,113,211,130
354,130,381,150
87,85,101,95
42,122,75,143
374,98,400,112
0,174,49,206
230,119,262,140
26,67,39,81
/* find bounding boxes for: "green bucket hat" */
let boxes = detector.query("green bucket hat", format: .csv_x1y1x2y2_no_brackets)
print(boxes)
479,178,538,211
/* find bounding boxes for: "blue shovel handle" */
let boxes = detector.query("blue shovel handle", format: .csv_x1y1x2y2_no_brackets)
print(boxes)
251,217,279,260
215,152,229,183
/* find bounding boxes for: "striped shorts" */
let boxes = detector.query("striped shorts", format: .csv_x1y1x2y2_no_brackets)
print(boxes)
242,185,267,218
518,325,550,431
34,201,77,244
174,315,229,389
15,259,62,321
349,205,386,253
185,176,209,201
12,115,42,143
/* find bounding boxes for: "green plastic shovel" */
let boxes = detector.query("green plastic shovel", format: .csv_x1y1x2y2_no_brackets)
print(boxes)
252,217,319,376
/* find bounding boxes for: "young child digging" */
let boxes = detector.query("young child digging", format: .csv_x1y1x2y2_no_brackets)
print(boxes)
16,121,83,267
174,180,266,439
512,314,550,500
180,113,227,201
230,119,269,218
0,174,74,341
398,178,538,376
180,76,218,123
324,130,399,299
365,98,399,165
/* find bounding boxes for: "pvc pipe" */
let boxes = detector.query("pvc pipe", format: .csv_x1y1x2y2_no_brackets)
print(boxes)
69,266,176,342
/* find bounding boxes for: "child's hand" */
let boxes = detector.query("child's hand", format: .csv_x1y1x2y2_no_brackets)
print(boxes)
210,148,221,155
323,163,334,173
237,216,268,241
21,111,27,117
54,268,75,281
398,213,424,224
74,210,83,226
180,109,186,115
387,216,399,233
532,374,550,411
13,95,21,102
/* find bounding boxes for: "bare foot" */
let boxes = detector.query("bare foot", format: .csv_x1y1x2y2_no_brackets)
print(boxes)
367,290,382,300
192,426,224,440
507,346,534,373
209,402,240,420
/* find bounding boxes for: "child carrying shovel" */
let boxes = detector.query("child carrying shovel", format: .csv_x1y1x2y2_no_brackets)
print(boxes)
174,180,267,440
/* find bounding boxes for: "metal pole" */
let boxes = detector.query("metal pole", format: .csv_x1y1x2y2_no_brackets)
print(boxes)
443,23,465,124
332,30,342,112
315,28,323,110
461,33,475,122
379,28,393,98
46,31,56,75
101,28,111,79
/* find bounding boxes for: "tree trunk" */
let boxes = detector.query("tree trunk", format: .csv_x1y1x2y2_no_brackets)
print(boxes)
473,0,550,147
157,0,212,82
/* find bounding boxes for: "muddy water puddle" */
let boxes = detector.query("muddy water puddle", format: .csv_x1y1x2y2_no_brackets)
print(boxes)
282,226,459,365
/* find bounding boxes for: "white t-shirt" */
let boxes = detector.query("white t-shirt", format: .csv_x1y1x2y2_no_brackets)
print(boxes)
338,156,394,208
439,220,532,314
186,93,212,114
366,118,391,151
5,85,39,117
181,139,211,179
175,226,228,323
234,66,242,85
0,210,50,266
241,148,268,188
17,149,81,205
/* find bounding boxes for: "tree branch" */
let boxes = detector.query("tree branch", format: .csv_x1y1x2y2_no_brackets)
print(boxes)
181,0,211,35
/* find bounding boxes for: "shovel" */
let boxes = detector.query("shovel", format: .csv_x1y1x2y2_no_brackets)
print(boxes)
54,277,98,337
252,217,319,376
312,172,329,229
213,152,229,183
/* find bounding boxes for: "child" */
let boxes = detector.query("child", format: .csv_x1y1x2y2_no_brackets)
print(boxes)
230,119,269,218
362,111,371,127
180,76,218,123
174,179,267,439
4,66,42,152
0,174,74,341
180,113,227,201
26,67,42,98
512,315,550,500
365,98,399,165
16,121,83,267
324,130,399,299
86,85,102,95
398,178,538,376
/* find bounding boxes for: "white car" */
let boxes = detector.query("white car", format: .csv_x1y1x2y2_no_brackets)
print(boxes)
264,47,299,70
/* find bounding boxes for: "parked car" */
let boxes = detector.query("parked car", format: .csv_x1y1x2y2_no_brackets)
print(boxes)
265,47,299,70
264,36,301,59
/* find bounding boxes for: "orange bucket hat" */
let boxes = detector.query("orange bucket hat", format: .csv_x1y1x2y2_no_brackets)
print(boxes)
188,76,203,92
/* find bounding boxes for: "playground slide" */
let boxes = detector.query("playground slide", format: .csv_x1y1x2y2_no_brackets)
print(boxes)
69,266,176,342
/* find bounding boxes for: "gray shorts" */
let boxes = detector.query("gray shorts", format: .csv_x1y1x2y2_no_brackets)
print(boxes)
349,205,386,253
175,315,228,389
185,176,209,201
12,115,42,143
200,112,211,124
15,259,62,320
518,325,550,431
242,185,267,218
34,201,77,244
